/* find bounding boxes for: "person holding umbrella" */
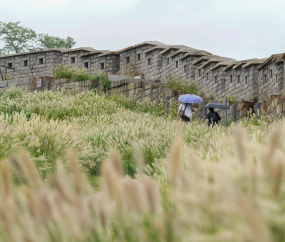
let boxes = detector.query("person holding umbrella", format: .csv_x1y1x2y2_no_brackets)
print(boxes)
205,107,221,126
177,94,203,122
204,103,230,127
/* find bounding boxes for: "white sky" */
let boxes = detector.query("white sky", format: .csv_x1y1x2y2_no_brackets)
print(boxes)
1,0,285,60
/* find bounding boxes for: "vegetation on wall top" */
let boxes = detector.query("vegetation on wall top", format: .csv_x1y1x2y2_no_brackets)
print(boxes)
0,21,76,55
165,74,199,95
52,64,111,90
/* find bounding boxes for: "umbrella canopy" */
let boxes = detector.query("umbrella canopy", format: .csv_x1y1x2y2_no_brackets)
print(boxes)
205,103,230,110
178,94,203,104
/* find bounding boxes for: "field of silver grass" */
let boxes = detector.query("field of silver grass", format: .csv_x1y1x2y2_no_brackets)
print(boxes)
0,87,212,177
0,125,285,241
0,87,284,241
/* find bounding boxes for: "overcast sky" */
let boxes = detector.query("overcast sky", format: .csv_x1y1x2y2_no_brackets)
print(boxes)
1,0,285,60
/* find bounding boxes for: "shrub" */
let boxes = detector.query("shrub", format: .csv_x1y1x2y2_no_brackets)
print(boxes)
52,63,73,79
52,64,111,84
165,74,198,95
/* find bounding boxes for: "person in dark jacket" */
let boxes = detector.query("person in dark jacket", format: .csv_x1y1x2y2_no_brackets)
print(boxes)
205,107,221,126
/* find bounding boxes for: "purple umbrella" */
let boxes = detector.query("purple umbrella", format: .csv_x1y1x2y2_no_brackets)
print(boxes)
178,94,203,103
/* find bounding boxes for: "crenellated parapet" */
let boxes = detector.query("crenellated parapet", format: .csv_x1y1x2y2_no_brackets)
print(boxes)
0,40,285,103
193,55,235,99
256,54,285,101
0,48,64,78
116,41,166,78
223,58,265,101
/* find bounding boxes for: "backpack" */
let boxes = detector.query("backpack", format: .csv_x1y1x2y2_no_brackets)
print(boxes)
209,112,219,125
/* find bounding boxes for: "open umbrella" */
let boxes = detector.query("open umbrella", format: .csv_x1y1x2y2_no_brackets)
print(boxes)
205,102,230,128
178,94,202,103
205,103,230,110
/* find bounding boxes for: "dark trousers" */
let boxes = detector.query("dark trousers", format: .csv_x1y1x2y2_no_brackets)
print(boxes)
181,116,190,122
208,121,218,126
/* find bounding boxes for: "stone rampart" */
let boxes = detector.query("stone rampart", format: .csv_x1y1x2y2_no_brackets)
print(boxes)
0,49,63,78
0,41,285,105
257,62,284,101
0,76,178,103
62,48,95,67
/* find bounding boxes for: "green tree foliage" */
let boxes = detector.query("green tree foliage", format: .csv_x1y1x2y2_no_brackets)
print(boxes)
0,21,76,55
37,33,76,49
0,21,37,54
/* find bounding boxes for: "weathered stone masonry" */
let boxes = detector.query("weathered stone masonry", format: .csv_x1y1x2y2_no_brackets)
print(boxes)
116,41,166,78
0,41,285,103
256,54,285,101
80,50,120,75
0,49,64,78
62,47,96,67
194,56,235,99
194,54,285,102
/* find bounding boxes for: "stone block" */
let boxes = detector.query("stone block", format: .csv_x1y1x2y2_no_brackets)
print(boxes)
78,81,84,87
85,80,91,87
0,81,8,88
145,88,151,96
62,83,70,89
42,86,49,91
150,93,159,100
145,84,151,90
111,81,120,88
7,79,20,87
126,83,133,91
119,85,127,92
268,102,274,112
119,79,125,86
276,102,283,115
90,79,99,86
133,82,138,89
54,79,61,85
129,83,134,90
129,89,134,96
49,85,56,91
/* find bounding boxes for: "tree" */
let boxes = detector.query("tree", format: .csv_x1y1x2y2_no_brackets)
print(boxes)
0,21,76,55
0,21,37,54
37,34,76,50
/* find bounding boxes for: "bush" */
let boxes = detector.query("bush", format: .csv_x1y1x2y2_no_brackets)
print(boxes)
52,64,73,79
165,74,198,95
52,64,111,85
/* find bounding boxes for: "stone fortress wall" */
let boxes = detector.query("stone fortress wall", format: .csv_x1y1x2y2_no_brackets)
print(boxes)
0,40,285,103
0,49,64,78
